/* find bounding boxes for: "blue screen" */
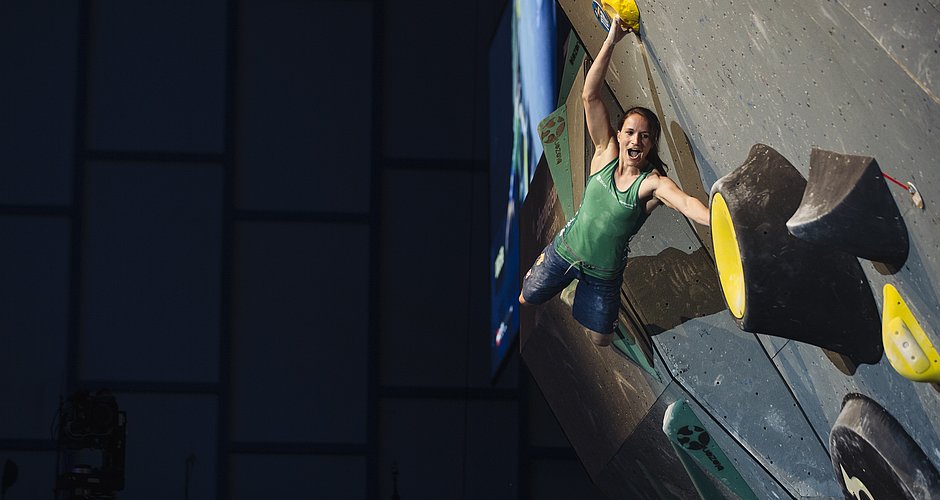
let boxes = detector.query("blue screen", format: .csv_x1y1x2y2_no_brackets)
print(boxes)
490,0,556,377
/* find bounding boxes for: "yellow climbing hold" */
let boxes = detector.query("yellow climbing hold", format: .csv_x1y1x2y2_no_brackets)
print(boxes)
711,193,746,319
883,284,940,382
599,0,640,32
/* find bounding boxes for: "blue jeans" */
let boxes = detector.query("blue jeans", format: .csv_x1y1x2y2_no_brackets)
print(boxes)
521,241,621,334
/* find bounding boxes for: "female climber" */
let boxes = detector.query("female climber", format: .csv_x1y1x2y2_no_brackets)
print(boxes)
518,18,710,346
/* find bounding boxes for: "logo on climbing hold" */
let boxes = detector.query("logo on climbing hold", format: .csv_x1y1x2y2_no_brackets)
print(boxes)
677,425,725,471
677,425,710,450
539,116,566,144
840,465,874,500
591,0,613,33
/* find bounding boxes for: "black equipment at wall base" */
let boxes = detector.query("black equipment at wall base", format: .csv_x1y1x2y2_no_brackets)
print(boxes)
830,393,940,499
787,148,909,267
710,144,883,365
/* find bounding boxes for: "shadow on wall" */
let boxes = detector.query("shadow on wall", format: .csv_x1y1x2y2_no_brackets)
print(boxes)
621,245,726,339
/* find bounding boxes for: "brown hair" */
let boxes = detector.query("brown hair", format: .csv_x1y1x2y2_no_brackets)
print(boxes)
618,106,667,175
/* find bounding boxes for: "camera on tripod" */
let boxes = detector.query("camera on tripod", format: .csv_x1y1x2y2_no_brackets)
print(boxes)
54,390,126,500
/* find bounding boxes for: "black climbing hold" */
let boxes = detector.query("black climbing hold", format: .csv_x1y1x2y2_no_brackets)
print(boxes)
786,148,909,268
709,144,882,365
830,393,940,499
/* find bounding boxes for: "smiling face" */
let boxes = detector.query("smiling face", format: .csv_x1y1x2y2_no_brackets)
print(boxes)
617,113,654,169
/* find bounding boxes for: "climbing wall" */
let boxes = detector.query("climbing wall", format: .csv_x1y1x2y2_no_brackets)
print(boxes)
520,0,940,497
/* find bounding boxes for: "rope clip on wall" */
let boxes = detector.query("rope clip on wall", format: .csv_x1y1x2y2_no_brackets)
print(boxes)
882,172,925,210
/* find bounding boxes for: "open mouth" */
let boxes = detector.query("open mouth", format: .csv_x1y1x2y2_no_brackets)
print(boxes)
627,149,641,159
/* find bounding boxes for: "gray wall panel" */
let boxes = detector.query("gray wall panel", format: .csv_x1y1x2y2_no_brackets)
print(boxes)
87,0,227,152
0,217,69,438
465,401,519,500
230,455,366,500
529,458,605,500
81,163,223,382
652,312,838,497
835,0,940,100
379,169,476,387
657,384,794,499
757,335,791,360
0,0,77,205
464,171,499,388
773,339,940,461
381,0,483,160
115,393,217,500
526,370,572,448
236,0,373,213
378,399,467,499
770,342,856,438
231,222,368,444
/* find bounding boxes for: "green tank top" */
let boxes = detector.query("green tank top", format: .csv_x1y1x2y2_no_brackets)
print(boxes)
554,158,652,279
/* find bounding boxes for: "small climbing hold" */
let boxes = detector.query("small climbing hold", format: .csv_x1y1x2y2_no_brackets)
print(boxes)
882,284,940,382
